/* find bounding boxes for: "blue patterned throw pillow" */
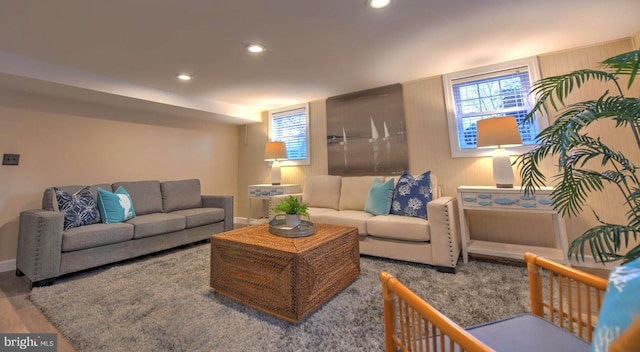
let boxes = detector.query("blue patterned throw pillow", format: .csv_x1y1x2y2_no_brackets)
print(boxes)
591,257,640,352
54,186,101,230
390,170,433,219
97,186,136,224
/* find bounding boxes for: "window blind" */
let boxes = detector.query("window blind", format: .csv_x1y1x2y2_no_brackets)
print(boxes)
271,106,308,161
451,67,538,149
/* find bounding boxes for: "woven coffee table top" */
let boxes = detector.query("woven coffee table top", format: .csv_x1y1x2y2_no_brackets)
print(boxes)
214,222,358,253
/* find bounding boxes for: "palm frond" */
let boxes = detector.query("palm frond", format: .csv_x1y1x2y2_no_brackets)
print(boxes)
568,223,638,263
523,69,618,125
551,167,604,217
602,49,640,88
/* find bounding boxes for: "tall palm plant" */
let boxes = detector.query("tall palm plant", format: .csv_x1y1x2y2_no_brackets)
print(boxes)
516,49,640,264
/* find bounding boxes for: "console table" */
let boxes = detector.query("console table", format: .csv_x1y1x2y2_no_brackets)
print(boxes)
248,184,301,225
457,185,570,265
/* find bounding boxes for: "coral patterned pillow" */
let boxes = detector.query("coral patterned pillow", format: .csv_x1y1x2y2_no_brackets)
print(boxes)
390,170,433,219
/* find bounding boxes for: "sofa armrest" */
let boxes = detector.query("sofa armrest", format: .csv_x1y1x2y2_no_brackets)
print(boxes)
17,209,64,283
427,196,461,269
202,195,234,232
268,193,303,219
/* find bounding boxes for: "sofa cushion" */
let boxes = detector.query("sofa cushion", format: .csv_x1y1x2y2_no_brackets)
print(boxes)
315,210,373,235
390,170,433,219
54,186,102,230
62,222,134,252
592,256,640,352
161,179,203,213
339,176,379,211
307,207,339,222
171,208,224,228
366,214,431,242
112,180,163,215
365,178,395,215
127,213,185,239
97,186,136,224
302,175,341,210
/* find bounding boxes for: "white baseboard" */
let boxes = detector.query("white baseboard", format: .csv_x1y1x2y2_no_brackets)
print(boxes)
0,259,16,273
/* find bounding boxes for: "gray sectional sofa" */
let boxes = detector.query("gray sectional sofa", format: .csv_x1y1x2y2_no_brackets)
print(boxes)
16,179,233,287
270,174,461,273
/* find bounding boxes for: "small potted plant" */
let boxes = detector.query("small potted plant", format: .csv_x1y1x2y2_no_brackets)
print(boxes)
272,195,310,227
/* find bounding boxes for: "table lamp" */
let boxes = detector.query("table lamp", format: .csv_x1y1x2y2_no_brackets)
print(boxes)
476,116,523,188
264,141,288,185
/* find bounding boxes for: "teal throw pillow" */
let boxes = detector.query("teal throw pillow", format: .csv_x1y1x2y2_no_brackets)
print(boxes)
54,186,101,230
97,186,136,224
390,170,433,219
591,257,640,352
365,178,394,215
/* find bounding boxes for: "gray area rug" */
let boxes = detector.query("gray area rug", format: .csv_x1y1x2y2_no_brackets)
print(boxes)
30,243,532,352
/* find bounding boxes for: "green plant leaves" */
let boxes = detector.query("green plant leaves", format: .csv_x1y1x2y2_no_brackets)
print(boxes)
517,49,640,264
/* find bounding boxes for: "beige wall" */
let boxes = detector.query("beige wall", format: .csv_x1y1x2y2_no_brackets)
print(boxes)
0,91,239,263
238,37,639,256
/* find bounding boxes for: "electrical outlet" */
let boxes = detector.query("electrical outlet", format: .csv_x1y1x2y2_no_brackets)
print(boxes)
2,154,20,165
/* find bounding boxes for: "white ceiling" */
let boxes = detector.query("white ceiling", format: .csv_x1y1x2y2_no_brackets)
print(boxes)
1,0,639,125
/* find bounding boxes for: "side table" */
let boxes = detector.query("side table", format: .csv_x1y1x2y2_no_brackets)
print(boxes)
248,184,301,225
457,185,570,265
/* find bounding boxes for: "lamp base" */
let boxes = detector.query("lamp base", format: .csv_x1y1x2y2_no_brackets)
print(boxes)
271,160,282,185
492,148,515,189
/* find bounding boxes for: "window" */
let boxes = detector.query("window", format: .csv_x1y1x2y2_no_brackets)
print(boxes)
443,57,546,157
268,103,310,166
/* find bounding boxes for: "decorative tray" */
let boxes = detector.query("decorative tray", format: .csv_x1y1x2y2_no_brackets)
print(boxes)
268,215,315,238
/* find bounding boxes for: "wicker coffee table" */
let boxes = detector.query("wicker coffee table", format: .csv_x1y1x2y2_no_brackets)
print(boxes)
210,223,360,323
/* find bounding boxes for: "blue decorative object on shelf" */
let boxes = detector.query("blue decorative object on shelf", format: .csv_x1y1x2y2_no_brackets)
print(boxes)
478,194,491,199
520,195,536,200
463,197,476,202
479,201,492,206
521,202,537,208
539,199,553,205
494,198,517,205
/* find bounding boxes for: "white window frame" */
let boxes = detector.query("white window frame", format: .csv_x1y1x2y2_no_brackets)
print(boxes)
268,102,311,166
443,57,547,158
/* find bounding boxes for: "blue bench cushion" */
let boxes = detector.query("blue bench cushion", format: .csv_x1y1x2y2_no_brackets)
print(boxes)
466,314,589,352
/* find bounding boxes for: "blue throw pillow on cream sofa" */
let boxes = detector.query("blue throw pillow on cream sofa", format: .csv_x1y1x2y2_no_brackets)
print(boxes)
390,170,433,219
97,186,136,224
54,186,101,230
365,178,394,215
591,257,640,352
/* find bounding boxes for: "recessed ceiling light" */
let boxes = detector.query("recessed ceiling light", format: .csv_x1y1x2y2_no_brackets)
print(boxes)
177,74,192,81
246,44,265,53
368,0,390,9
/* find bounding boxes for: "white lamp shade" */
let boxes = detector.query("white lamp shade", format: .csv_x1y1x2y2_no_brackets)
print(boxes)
264,141,288,161
476,116,522,148
476,116,523,188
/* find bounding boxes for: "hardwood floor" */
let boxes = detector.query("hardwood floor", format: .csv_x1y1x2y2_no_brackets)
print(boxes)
0,258,610,352
0,271,76,351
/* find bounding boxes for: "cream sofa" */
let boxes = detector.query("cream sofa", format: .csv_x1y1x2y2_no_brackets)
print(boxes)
270,175,461,273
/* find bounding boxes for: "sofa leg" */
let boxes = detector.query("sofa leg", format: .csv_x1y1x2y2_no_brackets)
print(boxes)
16,268,24,277
32,278,56,288
435,266,456,274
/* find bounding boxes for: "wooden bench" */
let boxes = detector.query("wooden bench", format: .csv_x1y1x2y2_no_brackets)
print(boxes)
380,252,608,351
